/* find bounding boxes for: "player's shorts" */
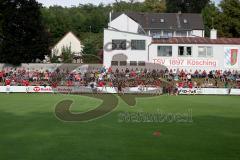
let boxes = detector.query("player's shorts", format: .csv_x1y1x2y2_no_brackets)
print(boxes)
6,85,10,92
25,86,30,92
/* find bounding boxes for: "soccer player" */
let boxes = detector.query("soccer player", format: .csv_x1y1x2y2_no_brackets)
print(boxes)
138,81,144,94
178,81,184,94
0,70,3,84
117,81,124,95
98,81,105,93
155,80,161,95
109,81,113,88
188,82,193,95
51,81,58,94
67,80,73,94
5,78,11,94
22,79,30,93
90,81,97,94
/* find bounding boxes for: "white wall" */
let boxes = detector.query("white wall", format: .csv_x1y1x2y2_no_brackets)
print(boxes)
108,14,140,33
103,29,240,71
103,29,152,68
149,44,240,71
51,32,83,57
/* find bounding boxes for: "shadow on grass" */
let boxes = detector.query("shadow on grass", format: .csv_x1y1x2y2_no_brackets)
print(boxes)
54,94,164,122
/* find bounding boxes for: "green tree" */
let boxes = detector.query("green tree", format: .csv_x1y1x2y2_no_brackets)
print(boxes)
41,3,110,46
202,0,240,38
113,0,146,12
202,2,220,37
50,54,60,63
166,0,210,13
219,0,240,37
82,33,102,63
144,0,166,12
61,46,73,63
0,0,50,65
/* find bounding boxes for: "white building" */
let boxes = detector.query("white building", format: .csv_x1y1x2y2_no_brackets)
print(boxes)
103,12,240,71
51,31,84,62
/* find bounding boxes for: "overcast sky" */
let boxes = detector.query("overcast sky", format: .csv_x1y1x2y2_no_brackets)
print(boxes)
36,0,221,7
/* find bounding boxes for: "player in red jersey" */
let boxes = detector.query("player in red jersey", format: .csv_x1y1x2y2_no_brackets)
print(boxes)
188,82,194,95
22,79,30,93
51,81,58,94
5,78,11,94
109,81,113,88
98,81,105,93
67,80,73,94
0,71,3,84
178,81,184,94
178,81,184,88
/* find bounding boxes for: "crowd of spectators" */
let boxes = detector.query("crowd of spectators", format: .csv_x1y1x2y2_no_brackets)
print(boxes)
0,67,240,89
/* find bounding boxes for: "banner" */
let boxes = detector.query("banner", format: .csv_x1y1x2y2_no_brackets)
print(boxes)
2,86,238,95
224,47,240,68
30,86,52,93
90,87,162,94
230,89,240,95
178,88,202,95
153,58,218,67
201,88,229,95
0,86,163,94
178,88,229,95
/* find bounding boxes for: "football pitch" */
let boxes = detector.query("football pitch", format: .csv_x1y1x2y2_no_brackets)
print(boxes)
0,94,240,160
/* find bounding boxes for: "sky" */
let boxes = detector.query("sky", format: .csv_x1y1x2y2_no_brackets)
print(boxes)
36,0,221,7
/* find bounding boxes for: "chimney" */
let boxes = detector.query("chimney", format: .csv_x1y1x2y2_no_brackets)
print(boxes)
109,11,112,23
210,29,217,39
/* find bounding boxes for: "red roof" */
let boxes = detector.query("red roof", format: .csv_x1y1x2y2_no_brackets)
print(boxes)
152,37,240,45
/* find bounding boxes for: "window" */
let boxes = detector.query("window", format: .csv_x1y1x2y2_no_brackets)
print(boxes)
131,40,146,50
152,33,161,39
111,61,118,66
178,46,192,56
163,31,173,37
158,46,172,57
120,61,127,66
198,46,213,57
176,31,187,37
112,40,126,50
138,61,146,66
130,61,137,66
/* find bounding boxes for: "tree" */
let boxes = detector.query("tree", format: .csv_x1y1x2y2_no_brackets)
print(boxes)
82,33,102,63
202,2,220,37
166,0,210,13
50,54,60,63
202,0,240,38
219,0,240,37
0,0,51,65
61,46,73,63
40,4,111,45
144,0,166,12
113,0,146,12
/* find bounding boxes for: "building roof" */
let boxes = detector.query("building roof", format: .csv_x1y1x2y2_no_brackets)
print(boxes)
51,31,81,49
112,12,204,30
152,37,240,45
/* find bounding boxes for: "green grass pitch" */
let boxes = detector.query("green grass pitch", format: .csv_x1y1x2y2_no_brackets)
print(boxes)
0,93,240,160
